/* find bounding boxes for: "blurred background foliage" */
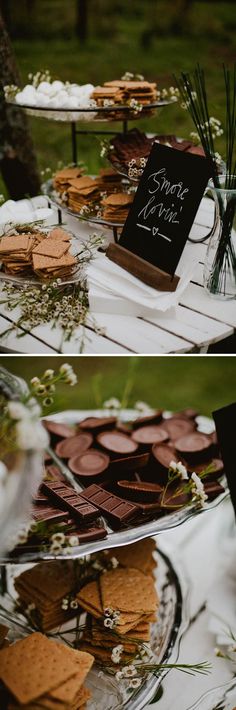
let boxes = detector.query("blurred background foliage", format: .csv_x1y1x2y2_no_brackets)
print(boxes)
0,0,235,196
1,355,236,417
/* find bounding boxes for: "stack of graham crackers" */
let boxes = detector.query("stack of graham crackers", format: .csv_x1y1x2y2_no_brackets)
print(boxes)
0,227,76,281
91,85,125,106
0,632,93,710
14,560,79,632
53,167,84,197
77,539,159,666
67,177,100,213
101,192,134,223
92,80,157,107
96,167,123,194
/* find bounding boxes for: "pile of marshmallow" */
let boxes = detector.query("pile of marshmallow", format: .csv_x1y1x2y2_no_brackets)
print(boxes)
14,79,96,111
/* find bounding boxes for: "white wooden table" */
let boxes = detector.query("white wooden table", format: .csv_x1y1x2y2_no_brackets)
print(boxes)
0,197,235,354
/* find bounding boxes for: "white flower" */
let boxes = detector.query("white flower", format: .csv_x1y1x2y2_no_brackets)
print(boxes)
43,369,54,380
61,597,69,610
70,599,79,609
128,677,142,688
27,397,41,417
50,542,63,554
135,400,152,414
111,644,124,663
59,363,77,386
51,532,65,545
16,420,49,451
122,665,137,678
27,603,36,612
191,472,208,507
103,397,121,410
169,460,188,480
68,535,79,547
104,618,114,628
110,556,119,568
7,401,30,420
115,670,124,681
30,377,40,387
0,461,7,483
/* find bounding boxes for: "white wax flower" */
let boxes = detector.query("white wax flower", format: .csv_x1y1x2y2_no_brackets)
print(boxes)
16,420,49,451
8,401,30,420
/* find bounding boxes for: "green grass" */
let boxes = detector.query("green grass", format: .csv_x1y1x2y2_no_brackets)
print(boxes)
1,355,235,418
1,1,235,198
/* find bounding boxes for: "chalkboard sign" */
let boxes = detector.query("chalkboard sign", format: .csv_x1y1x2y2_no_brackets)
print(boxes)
213,402,236,516
119,143,212,276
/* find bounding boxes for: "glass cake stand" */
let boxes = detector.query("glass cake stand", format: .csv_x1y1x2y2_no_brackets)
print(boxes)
0,544,190,710
7,98,174,164
0,408,228,565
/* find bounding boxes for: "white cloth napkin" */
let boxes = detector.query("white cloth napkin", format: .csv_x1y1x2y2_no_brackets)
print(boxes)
87,242,196,314
0,197,56,226
207,501,236,646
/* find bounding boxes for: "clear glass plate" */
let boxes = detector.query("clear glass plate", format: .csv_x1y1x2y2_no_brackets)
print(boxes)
45,178,134,230
7,99,173,123
0,546,189,710
0,229,87,287
0,409,228,564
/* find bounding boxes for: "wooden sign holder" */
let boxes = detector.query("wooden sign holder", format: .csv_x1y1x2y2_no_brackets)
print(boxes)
106,242,180,292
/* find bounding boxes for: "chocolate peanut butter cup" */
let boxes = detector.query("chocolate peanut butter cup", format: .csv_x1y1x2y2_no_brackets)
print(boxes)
43,420,75,441
175,433,212,461
68,448,110,477
187,458,224,478
162,417,195,441
132,425,168,446
117,479,163,502
78,416,117,433
97,430,138,455
132,409,163,428
55,432,93,459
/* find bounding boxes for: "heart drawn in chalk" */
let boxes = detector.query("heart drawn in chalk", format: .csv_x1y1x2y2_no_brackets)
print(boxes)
152,226,159,236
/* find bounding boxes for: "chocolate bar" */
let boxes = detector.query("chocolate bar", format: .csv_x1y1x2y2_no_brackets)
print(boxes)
32,506,70,523
42,481,100,522
79,484,138,528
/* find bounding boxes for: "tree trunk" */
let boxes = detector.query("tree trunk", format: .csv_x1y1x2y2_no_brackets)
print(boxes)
76,0,88,43
0,10,40,199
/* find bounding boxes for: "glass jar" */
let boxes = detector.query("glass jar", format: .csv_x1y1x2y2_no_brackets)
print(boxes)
203,175,236,299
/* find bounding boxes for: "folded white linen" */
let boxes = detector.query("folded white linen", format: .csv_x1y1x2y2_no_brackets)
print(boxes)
0,197,56,226
87,245,196,314
207,501,236,647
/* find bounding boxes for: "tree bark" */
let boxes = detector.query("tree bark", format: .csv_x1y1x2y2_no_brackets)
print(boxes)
0,10,40,199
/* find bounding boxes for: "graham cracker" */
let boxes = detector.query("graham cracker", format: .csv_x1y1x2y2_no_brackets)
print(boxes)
32,240,69,259
0,633,79,704
48,228,71,241
100,567,158,614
